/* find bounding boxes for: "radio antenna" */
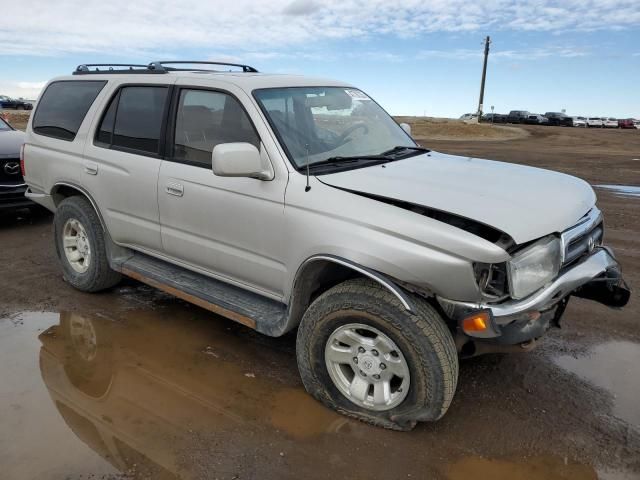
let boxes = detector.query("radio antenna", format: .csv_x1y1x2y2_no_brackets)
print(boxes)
305,143,311,192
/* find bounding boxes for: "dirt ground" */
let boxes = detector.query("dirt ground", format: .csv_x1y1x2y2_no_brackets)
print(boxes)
396,116,529,141
0,123,639,480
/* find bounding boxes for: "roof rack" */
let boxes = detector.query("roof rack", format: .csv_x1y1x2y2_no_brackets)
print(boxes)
73,60,259,75
73,63,167,75
149,61,259,73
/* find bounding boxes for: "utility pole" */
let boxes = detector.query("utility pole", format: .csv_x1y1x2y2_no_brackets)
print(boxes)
477,36,491,117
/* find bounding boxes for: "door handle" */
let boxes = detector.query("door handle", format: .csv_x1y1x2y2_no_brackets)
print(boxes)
84,161,98,175
166,182,184,197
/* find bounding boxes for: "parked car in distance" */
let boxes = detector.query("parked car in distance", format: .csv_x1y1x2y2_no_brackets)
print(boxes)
22,61,630,430
524,114,549,125
459,113,478,121
572,116,587,127
586,117,603,128
602,118,618,128
635,120,640,129
544,112,573,127
0,95,33,110
480,113,507,123
618,119,636,129
506,110,530,123
0,116,35,211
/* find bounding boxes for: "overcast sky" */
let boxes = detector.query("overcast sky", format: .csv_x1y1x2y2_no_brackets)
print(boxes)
1,0,639,117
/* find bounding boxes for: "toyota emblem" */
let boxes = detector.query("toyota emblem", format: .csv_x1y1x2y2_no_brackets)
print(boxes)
3,161,20,176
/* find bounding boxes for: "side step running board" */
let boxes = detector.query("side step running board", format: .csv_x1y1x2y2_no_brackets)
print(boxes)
119,253,287,333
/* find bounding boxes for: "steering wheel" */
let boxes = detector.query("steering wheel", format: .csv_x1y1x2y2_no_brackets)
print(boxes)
335,122,369,147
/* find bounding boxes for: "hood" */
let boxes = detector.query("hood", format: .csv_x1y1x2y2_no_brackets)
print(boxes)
319,151,595,244
0,129,26,157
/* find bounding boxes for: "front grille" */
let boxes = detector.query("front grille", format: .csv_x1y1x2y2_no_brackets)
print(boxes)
564,224,603,264
560,208,604,267
0,158,24,184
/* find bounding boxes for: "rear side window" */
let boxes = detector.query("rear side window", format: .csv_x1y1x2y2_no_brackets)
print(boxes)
172,89,259,167
33,81,106,141
96,86,169,155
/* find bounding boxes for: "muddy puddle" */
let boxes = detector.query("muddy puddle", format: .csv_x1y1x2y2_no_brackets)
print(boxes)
595,185,640,198
0,309,635,479
555,341,640,431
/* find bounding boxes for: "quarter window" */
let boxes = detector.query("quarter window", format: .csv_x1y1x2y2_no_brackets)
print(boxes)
33,81,106,141
173,89,259,167
96,86,169,155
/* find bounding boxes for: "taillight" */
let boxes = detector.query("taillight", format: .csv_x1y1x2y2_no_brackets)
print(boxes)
20,144,25,176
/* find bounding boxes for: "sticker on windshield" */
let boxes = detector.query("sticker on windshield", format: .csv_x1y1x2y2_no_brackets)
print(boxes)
345,89,371,100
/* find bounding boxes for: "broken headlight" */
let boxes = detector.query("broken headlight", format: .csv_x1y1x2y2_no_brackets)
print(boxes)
474,262,509,300
508,236,562,300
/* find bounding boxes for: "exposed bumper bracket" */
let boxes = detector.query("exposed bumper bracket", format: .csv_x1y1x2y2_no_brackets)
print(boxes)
573,268,631,308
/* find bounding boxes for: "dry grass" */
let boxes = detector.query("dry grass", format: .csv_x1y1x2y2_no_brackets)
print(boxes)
394,116,528,142
1,111,30,131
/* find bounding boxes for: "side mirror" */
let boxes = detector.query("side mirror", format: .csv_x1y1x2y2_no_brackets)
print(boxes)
400,122,412,136
212,143,274,180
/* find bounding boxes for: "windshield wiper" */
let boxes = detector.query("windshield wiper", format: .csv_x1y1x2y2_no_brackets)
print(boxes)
305,155,388,170
380,145,430,156
304,146,430,172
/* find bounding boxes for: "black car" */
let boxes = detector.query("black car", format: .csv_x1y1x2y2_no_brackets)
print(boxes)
544,112,573,127
0,95,33,110
506,110,530,123
481,113,507,123
0,117,33,211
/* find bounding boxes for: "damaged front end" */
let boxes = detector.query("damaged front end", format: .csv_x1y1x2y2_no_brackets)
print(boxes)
439,223,630,358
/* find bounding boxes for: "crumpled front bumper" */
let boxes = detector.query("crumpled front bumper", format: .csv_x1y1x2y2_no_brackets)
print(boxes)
439,247,630,344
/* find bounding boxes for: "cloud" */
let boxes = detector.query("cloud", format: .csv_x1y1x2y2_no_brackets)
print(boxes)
283,0,320,16
0,81,46,99
16,81,47,90
417,46,590,61
0,0,638,57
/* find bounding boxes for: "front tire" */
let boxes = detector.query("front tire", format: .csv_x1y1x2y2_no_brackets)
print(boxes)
54,196,121,292
296,278,458,430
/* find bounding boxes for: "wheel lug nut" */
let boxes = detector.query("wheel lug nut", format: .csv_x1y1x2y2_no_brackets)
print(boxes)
373,374,380,379
353,357,358,364
360,370,366,376
372,349,378,356
380,363,386,370
358,347,365,353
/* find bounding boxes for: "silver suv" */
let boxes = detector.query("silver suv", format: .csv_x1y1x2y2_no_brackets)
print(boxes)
23,61,629,430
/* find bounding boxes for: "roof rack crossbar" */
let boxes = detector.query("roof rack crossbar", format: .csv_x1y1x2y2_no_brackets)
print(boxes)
149,61,259,73
72,60,259,75
73,63,167,75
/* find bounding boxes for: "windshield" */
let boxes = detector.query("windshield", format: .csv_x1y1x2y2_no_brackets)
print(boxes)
253,87,415,169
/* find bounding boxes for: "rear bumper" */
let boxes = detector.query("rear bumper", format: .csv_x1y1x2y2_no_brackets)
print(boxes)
25,187,57,211
439,247,630,345
0,184,34,210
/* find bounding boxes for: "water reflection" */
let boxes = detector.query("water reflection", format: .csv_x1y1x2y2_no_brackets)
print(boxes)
595,184,640,198
38,311,355,478
555,340,640,430
446,455,598,480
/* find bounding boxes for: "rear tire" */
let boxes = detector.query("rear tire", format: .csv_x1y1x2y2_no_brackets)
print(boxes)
296,278,458,430
54,196,121,292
